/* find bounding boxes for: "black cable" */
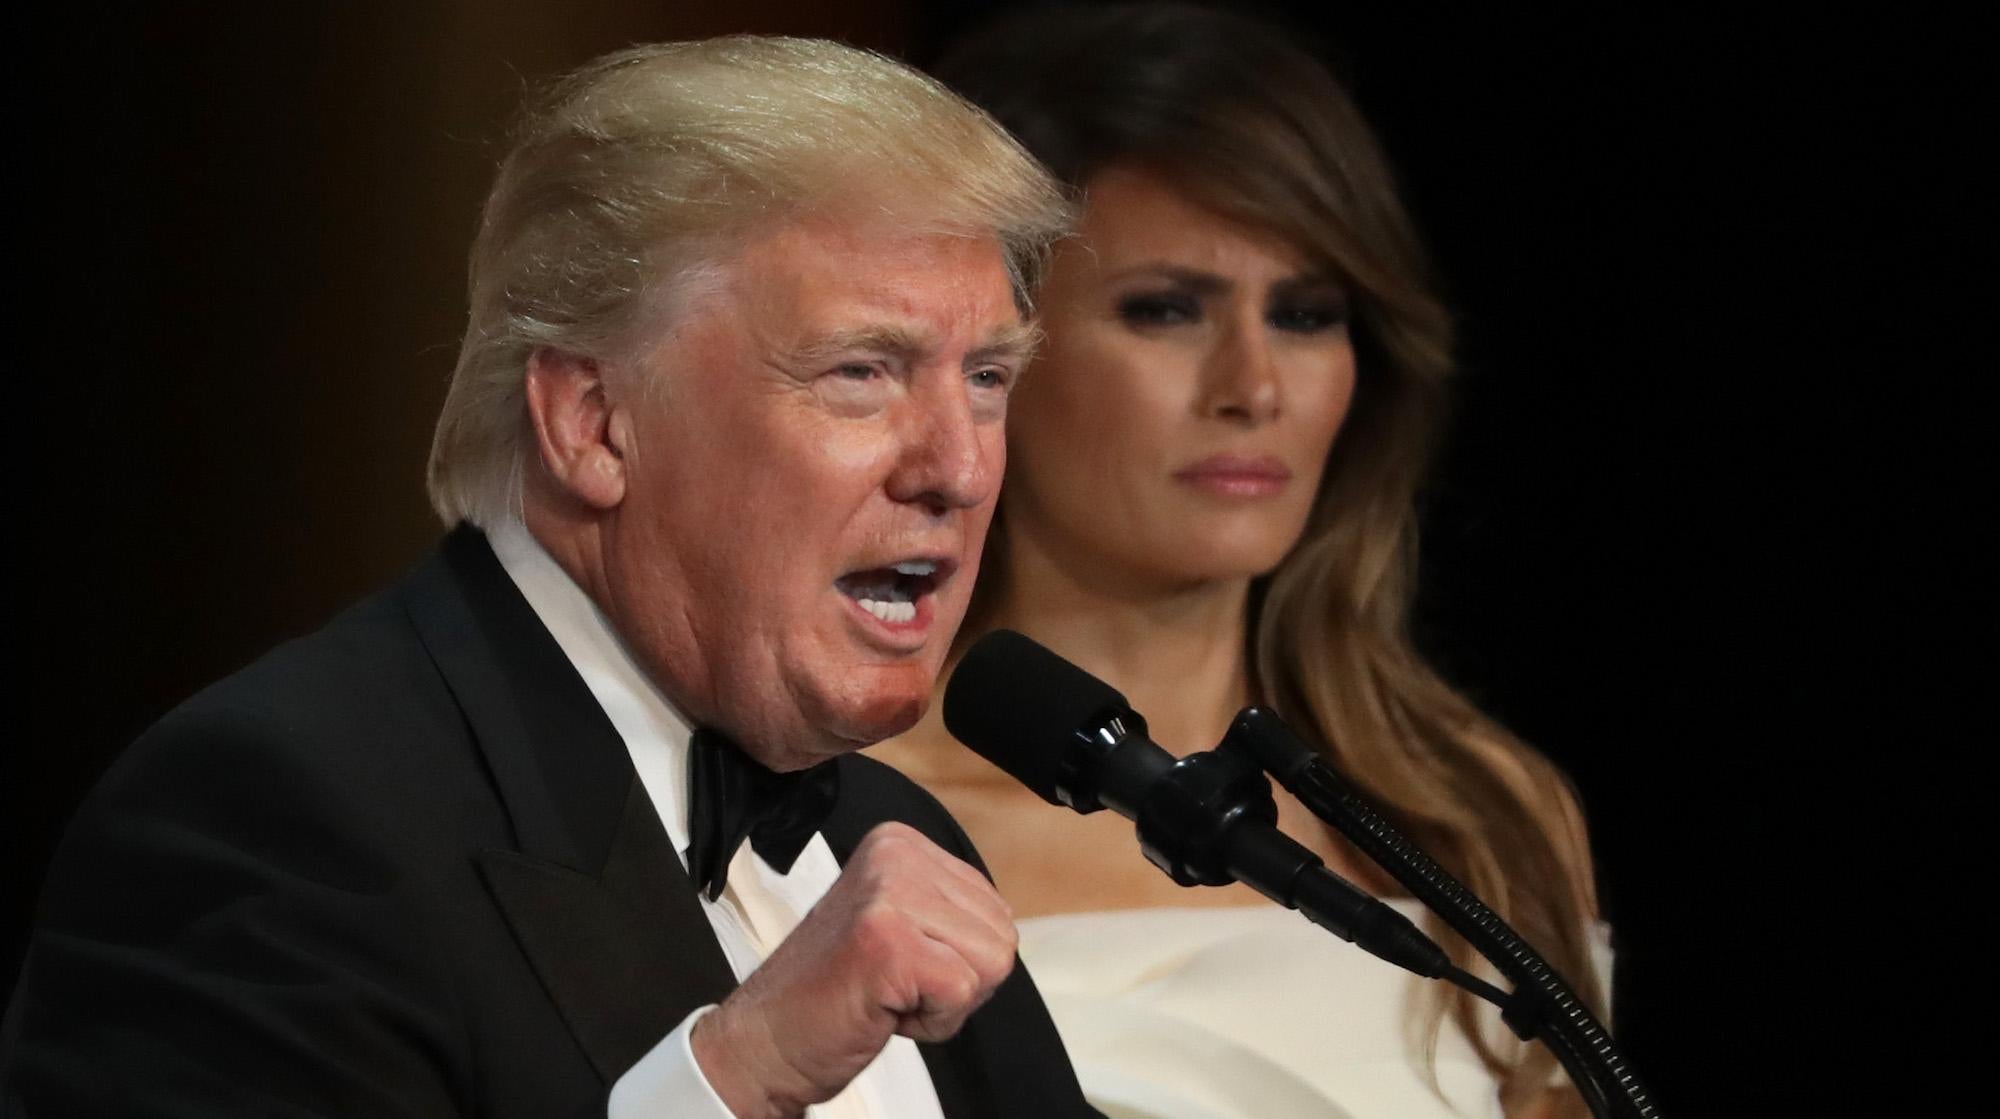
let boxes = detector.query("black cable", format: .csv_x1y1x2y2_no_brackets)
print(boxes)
1440,964,1512,1015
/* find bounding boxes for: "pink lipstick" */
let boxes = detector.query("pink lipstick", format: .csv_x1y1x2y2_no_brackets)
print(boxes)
1173,454,1292,498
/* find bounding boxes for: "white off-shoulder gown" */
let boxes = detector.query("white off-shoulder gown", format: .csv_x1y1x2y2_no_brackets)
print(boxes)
1016,900,1614,1119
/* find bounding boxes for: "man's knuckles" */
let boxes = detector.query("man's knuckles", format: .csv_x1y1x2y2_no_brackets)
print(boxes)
843,896,922,971
922,954,982,1010
968,936,1017,990
852,820,927,862
900,964,983,1042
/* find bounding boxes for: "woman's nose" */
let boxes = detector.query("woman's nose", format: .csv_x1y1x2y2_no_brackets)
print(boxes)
1197,312,1283,425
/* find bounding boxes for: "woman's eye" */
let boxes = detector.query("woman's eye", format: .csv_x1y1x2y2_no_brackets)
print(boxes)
1117,293,1200,327
1268,302,1349,334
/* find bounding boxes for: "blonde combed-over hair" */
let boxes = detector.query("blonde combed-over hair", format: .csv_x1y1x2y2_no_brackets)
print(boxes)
427,36,1072,528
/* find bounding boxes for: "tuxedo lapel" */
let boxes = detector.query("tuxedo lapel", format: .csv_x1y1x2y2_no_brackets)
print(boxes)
403,526,628,870
404,527,736,1083
913,1017,991,1119
476,782,735,1082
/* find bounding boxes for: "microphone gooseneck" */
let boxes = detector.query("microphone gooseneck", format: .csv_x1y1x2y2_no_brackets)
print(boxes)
1222,707,1660,1119
943,630,1450,981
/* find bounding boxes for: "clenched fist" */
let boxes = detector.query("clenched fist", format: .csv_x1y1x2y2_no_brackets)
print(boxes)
690,821,1018,1118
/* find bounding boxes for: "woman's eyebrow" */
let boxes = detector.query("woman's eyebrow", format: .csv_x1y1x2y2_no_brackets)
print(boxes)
1270,273,1348,297
1100,263,1231,294
1100,263,1341,296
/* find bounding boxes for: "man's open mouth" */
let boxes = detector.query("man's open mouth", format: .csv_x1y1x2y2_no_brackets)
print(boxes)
835,559,950,625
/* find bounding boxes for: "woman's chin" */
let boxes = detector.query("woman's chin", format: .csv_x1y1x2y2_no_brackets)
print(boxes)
1151,542,1300,588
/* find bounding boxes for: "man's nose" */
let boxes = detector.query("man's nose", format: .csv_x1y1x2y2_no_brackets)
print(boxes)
885,376,998,516
1197,312,1283,425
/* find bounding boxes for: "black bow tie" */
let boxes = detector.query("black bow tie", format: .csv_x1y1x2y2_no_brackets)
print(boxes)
685,728,840,902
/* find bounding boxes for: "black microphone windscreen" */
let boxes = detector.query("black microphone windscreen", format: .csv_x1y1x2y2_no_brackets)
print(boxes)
943,630,1131,804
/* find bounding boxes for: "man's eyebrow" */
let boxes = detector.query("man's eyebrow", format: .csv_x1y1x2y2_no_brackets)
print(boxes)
786,321,1040,367
968,321,1041,364
787,326,930,367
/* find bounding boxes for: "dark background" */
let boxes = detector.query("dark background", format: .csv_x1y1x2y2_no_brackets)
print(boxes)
12,3,1968,1113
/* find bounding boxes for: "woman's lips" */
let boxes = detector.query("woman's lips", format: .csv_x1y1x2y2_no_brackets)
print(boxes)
1173,454,1293,497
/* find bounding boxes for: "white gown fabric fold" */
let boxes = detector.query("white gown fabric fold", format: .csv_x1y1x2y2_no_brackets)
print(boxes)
1017,901,1614,1119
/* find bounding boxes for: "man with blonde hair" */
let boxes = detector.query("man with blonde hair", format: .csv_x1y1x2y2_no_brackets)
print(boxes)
4,38,1091,1117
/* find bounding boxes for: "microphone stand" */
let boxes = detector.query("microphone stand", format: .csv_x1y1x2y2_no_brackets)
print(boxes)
1219,707,1662,1119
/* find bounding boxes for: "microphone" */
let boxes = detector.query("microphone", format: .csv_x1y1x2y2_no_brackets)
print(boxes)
943,629,1450,981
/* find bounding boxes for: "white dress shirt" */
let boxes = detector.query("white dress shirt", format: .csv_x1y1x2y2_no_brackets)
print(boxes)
490,520,945,1119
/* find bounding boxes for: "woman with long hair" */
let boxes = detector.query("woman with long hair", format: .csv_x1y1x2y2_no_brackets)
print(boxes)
868,5,1610,1117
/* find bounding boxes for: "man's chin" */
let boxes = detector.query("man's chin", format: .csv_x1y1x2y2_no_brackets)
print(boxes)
797,671,933,756
832,688,930,748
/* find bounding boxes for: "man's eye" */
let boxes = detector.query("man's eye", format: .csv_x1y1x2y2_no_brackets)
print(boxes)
1118,294,1199,327
833,363,880,381
1268,302,1349,334
967,367,1012,391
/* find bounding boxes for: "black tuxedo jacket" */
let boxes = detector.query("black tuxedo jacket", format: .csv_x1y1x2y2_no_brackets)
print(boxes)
3,528,1093,1117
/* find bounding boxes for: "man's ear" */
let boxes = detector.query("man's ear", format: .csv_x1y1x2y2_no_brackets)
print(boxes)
523,347,627,510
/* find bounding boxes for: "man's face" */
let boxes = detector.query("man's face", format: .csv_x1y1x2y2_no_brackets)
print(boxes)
600,219,1030,769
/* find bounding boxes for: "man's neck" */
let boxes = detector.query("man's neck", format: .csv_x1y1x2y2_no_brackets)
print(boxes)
521,494,612,610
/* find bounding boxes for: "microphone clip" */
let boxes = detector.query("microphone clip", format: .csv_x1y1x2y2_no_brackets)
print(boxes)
1134,747,1281,888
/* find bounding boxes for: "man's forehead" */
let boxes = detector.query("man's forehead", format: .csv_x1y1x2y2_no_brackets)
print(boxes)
745,219,1011,288
727,219,1024,349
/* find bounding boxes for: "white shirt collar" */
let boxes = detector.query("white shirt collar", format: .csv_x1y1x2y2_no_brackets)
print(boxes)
487,517,697,860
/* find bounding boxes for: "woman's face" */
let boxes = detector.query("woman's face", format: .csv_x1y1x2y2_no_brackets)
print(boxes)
1003,165,1357,593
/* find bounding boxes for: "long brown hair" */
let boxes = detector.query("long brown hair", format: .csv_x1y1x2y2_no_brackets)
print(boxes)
938,4,1603,1110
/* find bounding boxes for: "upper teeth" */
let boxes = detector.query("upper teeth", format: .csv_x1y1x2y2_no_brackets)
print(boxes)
892,561,936,576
